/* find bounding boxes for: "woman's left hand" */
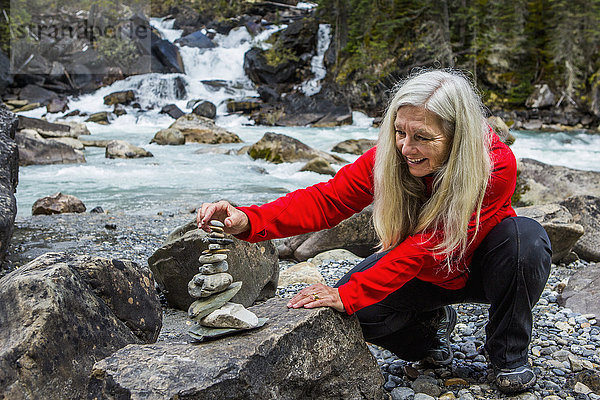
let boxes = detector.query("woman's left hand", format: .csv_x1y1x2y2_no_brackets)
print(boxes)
287,283,345,313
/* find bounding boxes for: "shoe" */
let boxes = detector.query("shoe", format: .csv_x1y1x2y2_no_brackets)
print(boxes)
494,364,536,393
422,305,457,366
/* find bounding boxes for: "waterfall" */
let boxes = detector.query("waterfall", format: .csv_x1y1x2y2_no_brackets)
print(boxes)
300,24,331,97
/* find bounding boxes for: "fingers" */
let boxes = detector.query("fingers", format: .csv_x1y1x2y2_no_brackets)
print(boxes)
196,201,250,235
197,201,227,231
287,284,345,313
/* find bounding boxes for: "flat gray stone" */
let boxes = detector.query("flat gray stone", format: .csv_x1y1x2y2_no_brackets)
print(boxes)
189,317,268,342
188,282,242,320
200,302,259,329
198,260,229,275
188,273,233,298
198,253,228,264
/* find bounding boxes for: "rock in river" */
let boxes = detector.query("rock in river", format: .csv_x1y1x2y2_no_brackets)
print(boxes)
32,192,86,215
105,140,153,159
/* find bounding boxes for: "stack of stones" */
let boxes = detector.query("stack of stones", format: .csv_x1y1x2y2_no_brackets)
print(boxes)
187,220,265,341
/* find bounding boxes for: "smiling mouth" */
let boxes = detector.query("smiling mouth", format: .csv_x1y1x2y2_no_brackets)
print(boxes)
406,157,426,165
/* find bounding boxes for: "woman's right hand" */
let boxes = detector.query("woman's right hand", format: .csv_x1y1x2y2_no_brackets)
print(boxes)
197,200,250,235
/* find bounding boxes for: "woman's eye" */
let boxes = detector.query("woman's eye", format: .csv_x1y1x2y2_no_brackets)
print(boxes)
395,130,406,136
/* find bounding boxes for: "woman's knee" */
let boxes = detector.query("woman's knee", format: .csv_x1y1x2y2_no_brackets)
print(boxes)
513,217,552,275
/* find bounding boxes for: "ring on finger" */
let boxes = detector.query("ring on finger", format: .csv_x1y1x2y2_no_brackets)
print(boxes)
311,292,319,301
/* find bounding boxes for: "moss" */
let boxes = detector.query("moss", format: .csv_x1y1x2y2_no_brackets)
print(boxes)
263,42,299,68
511,168,532,207
248,147,282,163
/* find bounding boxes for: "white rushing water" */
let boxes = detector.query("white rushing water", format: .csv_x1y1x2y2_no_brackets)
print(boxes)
13,20,600,217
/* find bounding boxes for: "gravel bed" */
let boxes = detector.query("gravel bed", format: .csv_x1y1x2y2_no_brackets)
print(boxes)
3,214,599,399
277,258,600,400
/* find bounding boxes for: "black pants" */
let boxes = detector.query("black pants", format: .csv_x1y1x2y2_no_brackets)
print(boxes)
335,216,552,369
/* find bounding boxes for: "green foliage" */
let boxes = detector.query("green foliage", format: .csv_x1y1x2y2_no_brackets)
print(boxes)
263,42,299,67
315,0,600,109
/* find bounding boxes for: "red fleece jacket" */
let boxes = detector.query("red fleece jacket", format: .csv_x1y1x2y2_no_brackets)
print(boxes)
236,133,517,315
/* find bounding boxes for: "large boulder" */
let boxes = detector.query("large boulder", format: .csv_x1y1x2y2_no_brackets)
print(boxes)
32,192,86,215
560,195,600,262
88,298,387,400
105,140,153,159
272,92,353,127
300,156,336,176
0,252,161,400
248,132,347,164
515,204,584,263
243,47,299,85
18,115,75,138
516,159,600,206
0,105,18,262
16,129,86,165
192,100,217,119
148,220,279,310
168,114,242,144
152,39,186,74
277,206,378,261
558,262,600,317
331,139,376,155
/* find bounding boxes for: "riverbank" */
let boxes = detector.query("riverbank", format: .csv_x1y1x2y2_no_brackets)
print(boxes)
2,212,599,399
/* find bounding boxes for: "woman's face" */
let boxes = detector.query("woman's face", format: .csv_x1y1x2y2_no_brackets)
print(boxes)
394,106,451,177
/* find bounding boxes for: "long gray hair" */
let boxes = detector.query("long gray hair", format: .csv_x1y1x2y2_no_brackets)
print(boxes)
373,70,492,271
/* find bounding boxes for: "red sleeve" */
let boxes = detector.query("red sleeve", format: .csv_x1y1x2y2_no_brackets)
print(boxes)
235,147,376,243
338,134,517,315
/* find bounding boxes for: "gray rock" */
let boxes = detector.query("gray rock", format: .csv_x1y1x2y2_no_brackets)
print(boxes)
200,302,259,329
192,100,217,119
391,386,415,400
86,111,112,125
516,204,584,263
411,375,442,397
188,282,242,320
516,158,600,206
150,128,185,145
558,262,600,318
188,272,233,298
105,140,153,159
300,156,336,176
148,220,279,310
49,137,85,150
189,317,268,341
16,129,86,165
88,298,388,400
17,115,72,137
199,260,229,274
248,132,347,164
32,192,86,215
55,121,91,137
277,205,378,261
0,105,18,262
331,138,376,155
168,114,242,144
0,252,160,400
560,195,600,262
198,253,228,264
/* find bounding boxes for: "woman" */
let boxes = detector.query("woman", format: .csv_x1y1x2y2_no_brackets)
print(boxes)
197,70,551,394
